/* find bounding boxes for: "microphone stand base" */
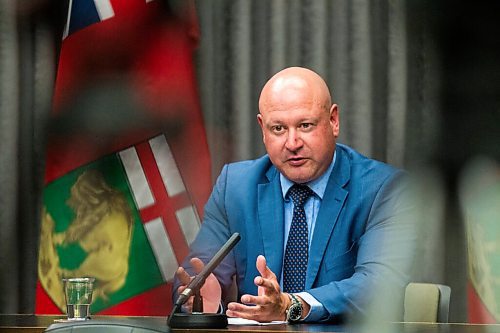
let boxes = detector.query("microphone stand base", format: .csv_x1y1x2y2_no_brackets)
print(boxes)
168,313,228,329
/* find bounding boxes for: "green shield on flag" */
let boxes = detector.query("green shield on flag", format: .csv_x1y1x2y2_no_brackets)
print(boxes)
39,153,164,313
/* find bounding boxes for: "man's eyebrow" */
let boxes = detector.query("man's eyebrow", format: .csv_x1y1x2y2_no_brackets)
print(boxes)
265,118,284,124
266,122,284,128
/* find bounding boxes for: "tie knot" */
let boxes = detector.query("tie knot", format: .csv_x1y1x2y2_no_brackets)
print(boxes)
288,184,313,208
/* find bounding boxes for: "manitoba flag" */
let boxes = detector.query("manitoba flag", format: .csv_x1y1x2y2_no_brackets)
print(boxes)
36,0,211,315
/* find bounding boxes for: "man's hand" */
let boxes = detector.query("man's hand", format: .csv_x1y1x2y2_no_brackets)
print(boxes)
226,255,290,322
175,257,222,313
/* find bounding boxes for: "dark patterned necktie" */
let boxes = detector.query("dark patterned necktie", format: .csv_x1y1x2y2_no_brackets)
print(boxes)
283,184,313,293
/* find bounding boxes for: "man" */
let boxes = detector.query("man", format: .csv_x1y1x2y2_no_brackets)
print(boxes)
174,67,415,323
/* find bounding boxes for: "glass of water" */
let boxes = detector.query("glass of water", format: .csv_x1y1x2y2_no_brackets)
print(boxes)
62,277,95,320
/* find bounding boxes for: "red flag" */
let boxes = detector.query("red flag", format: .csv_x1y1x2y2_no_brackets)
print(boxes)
36,0,211,316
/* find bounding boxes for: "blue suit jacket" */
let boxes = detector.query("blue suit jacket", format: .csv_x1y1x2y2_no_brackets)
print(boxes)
174,144,415,322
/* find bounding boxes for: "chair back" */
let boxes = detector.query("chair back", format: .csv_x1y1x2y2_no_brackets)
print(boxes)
404,282,451,323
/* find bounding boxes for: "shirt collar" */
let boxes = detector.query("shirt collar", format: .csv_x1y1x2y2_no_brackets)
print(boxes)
280,151,337,200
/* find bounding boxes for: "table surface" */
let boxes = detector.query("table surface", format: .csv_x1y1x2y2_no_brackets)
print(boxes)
1,314,499,333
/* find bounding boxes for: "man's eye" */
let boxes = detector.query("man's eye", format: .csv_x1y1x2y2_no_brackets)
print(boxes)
272,125,284,133
300,123,312,129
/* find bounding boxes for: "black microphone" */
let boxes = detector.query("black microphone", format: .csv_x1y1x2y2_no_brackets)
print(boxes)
168,232,241,327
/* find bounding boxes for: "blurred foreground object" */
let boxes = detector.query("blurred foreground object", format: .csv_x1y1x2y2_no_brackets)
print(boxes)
460,157,500,323
36,0,211,316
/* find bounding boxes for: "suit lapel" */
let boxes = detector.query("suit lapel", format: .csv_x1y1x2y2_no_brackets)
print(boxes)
306,146,350,288
258,166,285,277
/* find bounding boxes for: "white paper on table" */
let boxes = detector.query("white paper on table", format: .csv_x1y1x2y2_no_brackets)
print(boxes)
228,318,287,325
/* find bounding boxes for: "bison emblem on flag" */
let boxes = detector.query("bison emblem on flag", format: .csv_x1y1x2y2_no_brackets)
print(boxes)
38,135,200,314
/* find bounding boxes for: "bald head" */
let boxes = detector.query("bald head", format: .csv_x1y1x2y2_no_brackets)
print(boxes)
259,67,332,116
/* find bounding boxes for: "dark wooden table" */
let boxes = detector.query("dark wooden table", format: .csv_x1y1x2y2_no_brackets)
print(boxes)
1,314,499,333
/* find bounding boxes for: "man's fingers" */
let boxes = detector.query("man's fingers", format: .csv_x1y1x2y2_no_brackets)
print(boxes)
176,257,204,286
254,276,274,289
254,276,278,292
226,302,277,322
176,267,191,285
226,302,260,320
226,310,255,320
240,294,268,306
190,257,205,274
256,255,276,280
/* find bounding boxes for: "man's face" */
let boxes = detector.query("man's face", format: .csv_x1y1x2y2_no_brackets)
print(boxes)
258,90,339,184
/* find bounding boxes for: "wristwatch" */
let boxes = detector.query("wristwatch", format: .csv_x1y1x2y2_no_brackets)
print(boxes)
285,293,303,323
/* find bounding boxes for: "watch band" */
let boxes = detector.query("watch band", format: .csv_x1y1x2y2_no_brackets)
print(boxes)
285,293,303,323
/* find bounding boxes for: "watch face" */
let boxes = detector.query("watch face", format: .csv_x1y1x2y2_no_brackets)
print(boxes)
289,303,302,321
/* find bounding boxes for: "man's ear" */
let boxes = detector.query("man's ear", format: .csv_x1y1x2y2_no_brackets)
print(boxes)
257,113,264,129
257,114,266,142
330,104,340,137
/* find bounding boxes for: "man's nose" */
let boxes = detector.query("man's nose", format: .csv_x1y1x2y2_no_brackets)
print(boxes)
285,130,303,151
